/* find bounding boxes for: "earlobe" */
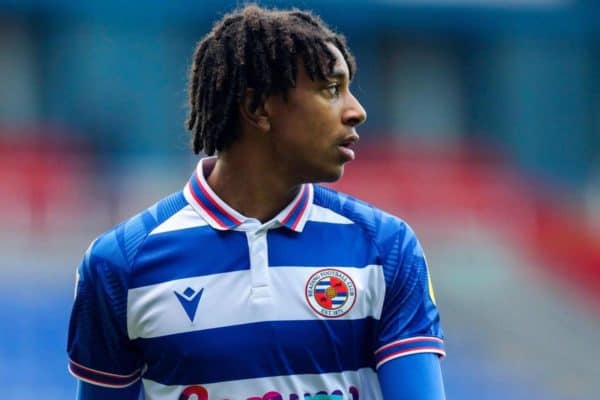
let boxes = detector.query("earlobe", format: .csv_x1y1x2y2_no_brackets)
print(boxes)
240,89,271,132
256,110,271,132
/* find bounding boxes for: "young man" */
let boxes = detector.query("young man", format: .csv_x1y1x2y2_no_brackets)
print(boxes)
67,5,446,400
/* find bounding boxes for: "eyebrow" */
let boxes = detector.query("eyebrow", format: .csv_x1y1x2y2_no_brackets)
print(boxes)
327,70,349,81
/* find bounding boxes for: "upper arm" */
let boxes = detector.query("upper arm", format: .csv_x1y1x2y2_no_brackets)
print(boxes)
67,235,143,396
373,223,446,388
378,353,445,400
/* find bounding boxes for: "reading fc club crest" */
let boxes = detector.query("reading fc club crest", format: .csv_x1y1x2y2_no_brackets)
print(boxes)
305,268,357,317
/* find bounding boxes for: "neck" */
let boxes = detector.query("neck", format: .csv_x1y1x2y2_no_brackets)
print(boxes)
206,146,302,223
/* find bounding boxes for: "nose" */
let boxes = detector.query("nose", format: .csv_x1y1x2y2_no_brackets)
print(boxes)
342,92,367,127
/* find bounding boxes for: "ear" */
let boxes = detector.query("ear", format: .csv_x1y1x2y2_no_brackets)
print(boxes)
239,89,271,132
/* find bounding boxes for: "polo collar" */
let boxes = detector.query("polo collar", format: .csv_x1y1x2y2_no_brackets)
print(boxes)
183,157,314,232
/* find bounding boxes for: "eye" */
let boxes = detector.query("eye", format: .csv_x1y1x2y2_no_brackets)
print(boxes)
324,83,341,97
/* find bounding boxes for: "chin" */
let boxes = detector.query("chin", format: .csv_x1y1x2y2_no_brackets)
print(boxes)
314,165,345,183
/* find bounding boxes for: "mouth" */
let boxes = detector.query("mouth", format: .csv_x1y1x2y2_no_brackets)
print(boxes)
337,134,359,161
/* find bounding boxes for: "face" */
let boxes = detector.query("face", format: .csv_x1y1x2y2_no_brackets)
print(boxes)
265,42,367,184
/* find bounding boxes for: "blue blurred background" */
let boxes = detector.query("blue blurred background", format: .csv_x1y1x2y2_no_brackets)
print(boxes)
1,0,599,398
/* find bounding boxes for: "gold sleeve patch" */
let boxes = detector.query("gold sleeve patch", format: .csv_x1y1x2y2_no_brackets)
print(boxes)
73,269,80,300
427,270,437,305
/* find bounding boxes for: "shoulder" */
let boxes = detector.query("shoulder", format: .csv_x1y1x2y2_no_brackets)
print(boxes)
313,185,418,249
313,185,423,278
83,191,188,277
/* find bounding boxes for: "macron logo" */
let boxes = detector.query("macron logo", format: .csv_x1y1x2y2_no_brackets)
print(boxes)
174,287,204,323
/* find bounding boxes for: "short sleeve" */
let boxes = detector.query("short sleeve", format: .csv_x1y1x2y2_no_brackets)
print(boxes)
373,228,445,369
67,238,143,388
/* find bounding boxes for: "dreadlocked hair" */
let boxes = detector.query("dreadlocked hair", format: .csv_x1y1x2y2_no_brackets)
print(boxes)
186,4,356,155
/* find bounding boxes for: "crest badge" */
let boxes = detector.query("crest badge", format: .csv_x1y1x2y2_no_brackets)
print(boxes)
305,268,357,318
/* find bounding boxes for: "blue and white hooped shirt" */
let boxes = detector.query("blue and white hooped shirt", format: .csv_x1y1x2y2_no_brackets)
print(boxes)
67,157,445,400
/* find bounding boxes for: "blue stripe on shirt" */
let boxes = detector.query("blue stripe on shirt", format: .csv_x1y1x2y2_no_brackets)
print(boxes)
131,228,249,288
268,222,379,267
135,318,377,385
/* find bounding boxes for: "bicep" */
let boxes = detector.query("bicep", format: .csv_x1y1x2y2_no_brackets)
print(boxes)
68,245,143,393
378,353,445,400
77,380,142,400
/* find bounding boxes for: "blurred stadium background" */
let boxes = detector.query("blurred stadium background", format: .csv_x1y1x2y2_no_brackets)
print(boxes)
1,0,599,398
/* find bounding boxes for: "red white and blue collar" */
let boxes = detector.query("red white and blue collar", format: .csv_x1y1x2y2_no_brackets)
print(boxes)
183,157,314,232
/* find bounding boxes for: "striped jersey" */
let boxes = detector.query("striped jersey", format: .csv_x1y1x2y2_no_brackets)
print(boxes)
67,157,445,400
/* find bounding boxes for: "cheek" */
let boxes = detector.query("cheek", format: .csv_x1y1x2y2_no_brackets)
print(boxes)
271,101,306,133
271,96,337,150
273,111,313,143
300,106,336,138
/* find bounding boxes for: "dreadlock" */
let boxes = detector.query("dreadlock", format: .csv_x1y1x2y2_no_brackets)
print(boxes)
186,4,356,155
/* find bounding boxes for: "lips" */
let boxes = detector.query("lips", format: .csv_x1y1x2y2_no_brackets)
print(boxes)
338,145,355,161
337,135,359,161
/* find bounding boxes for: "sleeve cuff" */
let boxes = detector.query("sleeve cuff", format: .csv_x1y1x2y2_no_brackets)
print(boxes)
374,336,446,369
68,358,142,388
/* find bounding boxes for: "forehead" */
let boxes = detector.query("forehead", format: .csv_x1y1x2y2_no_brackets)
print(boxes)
325,42,349,78
291,42,350,88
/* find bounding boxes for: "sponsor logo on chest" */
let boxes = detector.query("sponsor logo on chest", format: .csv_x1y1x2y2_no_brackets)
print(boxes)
179,385,360,400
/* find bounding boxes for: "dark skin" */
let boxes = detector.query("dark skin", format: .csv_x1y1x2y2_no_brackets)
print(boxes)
207,43,367,222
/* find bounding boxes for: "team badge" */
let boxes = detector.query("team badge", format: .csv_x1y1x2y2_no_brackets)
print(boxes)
305,268,357,317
